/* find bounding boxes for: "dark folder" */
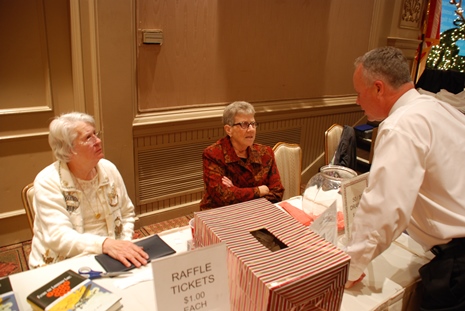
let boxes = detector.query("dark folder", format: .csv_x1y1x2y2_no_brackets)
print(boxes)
95,234,176,272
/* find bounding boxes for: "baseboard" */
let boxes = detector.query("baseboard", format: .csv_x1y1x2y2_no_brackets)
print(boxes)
136,200,200,228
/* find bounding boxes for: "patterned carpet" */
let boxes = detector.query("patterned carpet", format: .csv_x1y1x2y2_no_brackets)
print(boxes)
0,215,193,278
0,242,30,277
140,215,192,236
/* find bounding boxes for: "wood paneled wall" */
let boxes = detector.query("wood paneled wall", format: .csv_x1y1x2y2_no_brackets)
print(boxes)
136,0,375,112
0,0,75,244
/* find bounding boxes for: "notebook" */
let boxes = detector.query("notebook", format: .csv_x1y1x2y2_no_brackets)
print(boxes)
95,234,176,272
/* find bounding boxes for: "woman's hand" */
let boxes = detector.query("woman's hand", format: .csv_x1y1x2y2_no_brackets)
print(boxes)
102,238,149,268
222,176,234,187
258,185,270,197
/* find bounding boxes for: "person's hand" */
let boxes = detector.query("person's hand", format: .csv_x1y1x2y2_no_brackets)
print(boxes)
222,176,234,187
102,238,149,268
345,273,366,288
258,185,270,197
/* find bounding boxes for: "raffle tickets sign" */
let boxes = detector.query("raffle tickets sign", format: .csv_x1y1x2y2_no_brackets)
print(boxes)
151,243,230,311
193,198,350,311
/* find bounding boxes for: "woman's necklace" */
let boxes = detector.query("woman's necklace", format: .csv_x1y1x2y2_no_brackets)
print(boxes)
73,173,102,219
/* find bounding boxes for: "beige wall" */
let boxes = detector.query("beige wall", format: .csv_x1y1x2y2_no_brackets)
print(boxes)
0,0,424,246
136,0,374,110
0,0,75,243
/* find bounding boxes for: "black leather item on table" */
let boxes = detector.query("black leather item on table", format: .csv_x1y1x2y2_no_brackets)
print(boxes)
95,234,176,272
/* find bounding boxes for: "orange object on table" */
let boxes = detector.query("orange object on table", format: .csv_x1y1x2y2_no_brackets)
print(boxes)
279,201,313,226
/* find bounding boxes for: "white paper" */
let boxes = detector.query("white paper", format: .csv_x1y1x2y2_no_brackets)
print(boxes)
340,172,369,241
151,242,230,311
113,270,153,290
309,200,338,246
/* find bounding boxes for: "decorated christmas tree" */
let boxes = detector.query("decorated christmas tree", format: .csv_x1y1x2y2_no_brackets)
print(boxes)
427,26,465,71
427,0,465,72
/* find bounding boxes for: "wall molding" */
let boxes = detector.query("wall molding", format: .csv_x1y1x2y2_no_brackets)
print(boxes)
0,209,25,220
0,131,49,142
133,96,358,128
0,106,52,116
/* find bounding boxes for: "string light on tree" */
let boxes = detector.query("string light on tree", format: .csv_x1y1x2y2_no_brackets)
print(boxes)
426,0,465,72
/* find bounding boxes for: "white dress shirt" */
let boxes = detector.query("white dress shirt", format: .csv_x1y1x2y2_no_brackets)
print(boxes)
346,89,465,281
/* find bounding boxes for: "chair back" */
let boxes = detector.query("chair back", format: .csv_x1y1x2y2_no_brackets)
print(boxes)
325,123,343,165
272,142,302,200
21,182,35,234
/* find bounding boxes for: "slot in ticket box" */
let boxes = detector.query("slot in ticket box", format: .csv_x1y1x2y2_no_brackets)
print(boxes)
193,198,350,311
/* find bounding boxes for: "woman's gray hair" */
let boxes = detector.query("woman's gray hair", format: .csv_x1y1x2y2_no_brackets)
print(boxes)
48,112,96,162
222,101,255,125
354,46,412,89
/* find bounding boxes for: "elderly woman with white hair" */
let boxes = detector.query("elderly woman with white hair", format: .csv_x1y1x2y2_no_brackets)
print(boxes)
29,112,148,269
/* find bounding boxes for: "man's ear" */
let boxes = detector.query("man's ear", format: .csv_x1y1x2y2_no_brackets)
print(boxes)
374,80,384,95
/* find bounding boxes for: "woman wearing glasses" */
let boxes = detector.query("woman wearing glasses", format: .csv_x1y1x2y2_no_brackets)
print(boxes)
29,112,148,269
200,101,284,209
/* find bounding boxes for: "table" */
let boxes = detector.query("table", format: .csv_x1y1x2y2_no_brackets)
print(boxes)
10,203,433,311
10,227,192,311
341,235,431,310
283,196,433,311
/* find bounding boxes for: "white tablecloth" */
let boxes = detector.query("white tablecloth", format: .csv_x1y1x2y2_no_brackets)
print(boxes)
10,227,192,311
10,201,433,310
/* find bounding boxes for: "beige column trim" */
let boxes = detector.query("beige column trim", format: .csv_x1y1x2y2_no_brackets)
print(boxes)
369,0,382,49
69,0,102,129
70,0,85,112
87,0,102,129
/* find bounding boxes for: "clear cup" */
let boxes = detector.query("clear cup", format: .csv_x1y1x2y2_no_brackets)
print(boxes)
302,165,357,230
188,218,196,251
189,218,195,239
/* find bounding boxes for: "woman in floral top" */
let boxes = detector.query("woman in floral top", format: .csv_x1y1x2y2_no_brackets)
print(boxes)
200,101,284,209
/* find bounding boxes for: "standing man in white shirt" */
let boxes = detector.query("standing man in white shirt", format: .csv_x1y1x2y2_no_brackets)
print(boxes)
345,46,465,311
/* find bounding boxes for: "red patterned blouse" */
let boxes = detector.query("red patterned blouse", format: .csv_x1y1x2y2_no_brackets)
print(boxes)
200,136,284,209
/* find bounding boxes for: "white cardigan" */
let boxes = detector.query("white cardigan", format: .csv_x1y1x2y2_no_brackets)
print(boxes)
29,159,135,268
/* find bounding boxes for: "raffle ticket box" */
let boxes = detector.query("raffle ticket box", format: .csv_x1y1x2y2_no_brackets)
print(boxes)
194,198,350,311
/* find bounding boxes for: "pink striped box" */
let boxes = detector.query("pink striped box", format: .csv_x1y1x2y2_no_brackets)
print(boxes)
193,198,350,311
